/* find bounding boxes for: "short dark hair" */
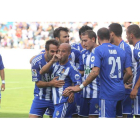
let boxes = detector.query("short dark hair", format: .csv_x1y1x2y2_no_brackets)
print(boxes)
97,27,110,40
109,23,122,37
79,25,93,36
127,24,140,38
53,27,69,38
81,30,96,42
45,39,60,51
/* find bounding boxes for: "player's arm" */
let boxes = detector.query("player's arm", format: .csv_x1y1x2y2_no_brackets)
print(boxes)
63,67,100,94
130,76,140,99
40,54,61,74
36,77,65,88
0,69,5,91
123,67,132,83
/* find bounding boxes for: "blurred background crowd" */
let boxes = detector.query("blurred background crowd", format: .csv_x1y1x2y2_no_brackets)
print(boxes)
0,22,139,49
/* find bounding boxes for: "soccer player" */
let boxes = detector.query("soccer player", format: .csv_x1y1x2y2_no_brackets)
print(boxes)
29,39,65,118
40,43,82,118
78,30,100,118
0,54,5,105
71,25,93,52
109,23,133,118
126,24,140,118
63,27,132,118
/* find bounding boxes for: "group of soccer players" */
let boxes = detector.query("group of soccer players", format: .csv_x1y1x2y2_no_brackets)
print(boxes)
29,23,140,118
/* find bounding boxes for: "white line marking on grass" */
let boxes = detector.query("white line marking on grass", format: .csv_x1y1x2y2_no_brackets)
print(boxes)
6,87,33,90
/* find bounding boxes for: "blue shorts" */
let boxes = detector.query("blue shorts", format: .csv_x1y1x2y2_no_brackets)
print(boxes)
53,102,75,118
79,97,99,117
132,95,140,115
116,100,123,117
0,92,1,99
29,96,54,117
72,93,81,115
99,99,120,118
122,95,132,114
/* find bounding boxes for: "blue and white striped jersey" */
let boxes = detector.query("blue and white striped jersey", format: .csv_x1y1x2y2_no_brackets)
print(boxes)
132,41,140,95
79,49,100,98
31,53,52,101
119,40,132,95
69,47,80,68
71,43,83,52
0,54,4,70
49,61,82,105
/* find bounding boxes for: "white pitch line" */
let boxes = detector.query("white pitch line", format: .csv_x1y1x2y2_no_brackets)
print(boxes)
5,87,33,90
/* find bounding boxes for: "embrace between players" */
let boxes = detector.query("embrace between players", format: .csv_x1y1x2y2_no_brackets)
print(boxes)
29,23,140,118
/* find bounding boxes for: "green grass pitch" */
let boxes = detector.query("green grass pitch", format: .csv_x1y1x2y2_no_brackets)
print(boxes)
0,69,48,118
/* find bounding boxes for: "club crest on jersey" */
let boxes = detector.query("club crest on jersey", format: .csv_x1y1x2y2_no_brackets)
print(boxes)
91,56,95,62
95,104,99,109
75,74,80,80
61,69,65,74
32,69,37,76
56,111,59,116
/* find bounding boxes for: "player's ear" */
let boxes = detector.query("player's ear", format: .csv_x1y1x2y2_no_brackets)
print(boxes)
110,31,114,37
92,37,95,43
55,37,60,42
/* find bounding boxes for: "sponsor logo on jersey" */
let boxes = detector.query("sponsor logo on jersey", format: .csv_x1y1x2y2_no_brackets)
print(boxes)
56,111,59,116
32,69,37,77
75,74,80,80
91,56,95,62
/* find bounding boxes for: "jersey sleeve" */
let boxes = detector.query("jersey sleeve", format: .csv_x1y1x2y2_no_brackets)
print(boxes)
93,47,101,68
69,66,82,86
78,53,84,71
133,48,140,62
31,61,41,82
125,45,132,64
0,55,4,70
124,51,132,68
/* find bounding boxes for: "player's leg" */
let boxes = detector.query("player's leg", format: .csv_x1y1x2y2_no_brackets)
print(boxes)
99,99,117,118
29,98,51,118
72,93,81,118
89,98,99,118
53,102,75,118
132,96,140,118
78,97,89,118
116,100,123,118
122,95,133,118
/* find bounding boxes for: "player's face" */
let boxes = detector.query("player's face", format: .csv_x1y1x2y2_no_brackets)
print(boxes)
59,31,69,44
58,45,70,64
47,44,58,61
81,35,94,51
126,30,133,45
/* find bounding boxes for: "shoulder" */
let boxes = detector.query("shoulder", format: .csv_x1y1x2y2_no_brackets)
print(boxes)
31,54,43,67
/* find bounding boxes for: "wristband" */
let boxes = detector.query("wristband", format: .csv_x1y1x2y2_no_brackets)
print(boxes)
79,84,84,89
2,80,5,84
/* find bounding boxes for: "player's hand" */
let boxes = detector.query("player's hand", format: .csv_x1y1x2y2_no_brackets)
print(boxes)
51,54,61,63
124,83,132,89
127,75,133,84
51,77,65,87
68,92,74,103
1,84,5,91
63,86,81,95
130,88,138,99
